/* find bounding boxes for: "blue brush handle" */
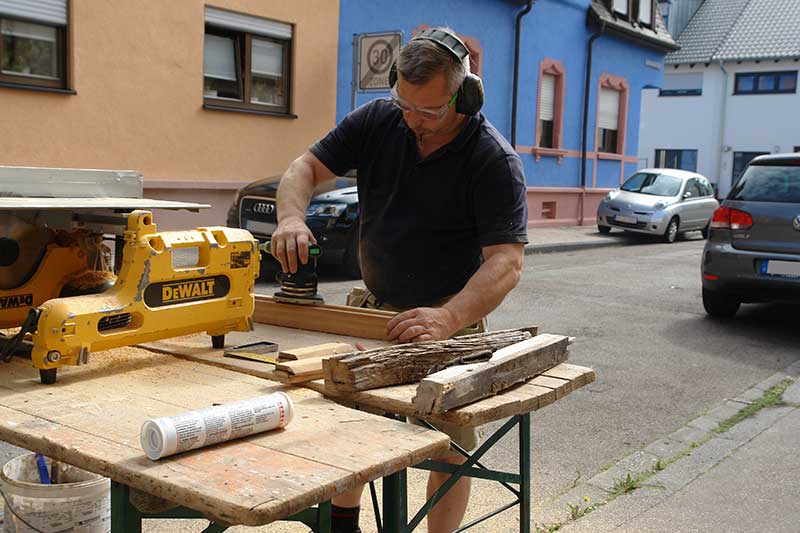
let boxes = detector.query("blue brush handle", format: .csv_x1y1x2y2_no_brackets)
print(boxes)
34,453,51,485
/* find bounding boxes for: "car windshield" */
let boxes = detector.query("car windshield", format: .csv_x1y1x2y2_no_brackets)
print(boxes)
312,177,357,195
729,165,800,203
620,173,683,197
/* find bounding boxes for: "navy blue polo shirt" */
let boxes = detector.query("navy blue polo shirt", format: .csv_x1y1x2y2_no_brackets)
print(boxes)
310,99,528,308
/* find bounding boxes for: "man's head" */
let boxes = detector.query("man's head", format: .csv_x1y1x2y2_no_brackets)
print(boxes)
391,28,480,141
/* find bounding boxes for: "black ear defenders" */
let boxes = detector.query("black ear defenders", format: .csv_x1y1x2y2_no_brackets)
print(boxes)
388,28,484,115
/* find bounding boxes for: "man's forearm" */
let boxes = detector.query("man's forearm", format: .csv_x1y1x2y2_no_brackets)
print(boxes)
443,247,524,330
277,156,317,222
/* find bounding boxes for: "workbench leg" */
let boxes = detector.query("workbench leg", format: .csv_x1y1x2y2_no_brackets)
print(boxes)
382,469,408,533
110,481,142,533
519,413,531,533
317,500,332,533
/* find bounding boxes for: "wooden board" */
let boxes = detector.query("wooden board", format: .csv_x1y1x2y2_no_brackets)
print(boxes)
253,295,396,340
0,348,448,527
280,342,354,360
412,334,570,414
322,328,536,392
306,363,595,427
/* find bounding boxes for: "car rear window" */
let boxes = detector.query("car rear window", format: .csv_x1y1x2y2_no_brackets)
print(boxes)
729,165,800,203
620,173,682,197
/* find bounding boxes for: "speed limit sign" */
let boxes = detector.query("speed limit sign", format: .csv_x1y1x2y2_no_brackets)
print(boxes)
358,32,402,90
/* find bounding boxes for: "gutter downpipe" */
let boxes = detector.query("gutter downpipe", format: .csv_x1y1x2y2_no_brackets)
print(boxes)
511,0,535,147
716,59,729,198
579,21,605,225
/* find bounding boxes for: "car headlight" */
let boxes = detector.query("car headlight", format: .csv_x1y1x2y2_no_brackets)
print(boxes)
306,203,347,217
654,201,670,210
603,191,616,202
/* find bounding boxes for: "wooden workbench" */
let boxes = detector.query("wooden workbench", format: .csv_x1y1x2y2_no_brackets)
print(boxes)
0,346,448,527
146,323,595,533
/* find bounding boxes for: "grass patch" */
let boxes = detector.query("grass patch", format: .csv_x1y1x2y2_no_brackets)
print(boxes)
714,379,792,433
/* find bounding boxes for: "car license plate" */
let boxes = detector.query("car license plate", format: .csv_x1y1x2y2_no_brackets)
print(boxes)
245,220,276,236
615,215,637,224
760,260,800,278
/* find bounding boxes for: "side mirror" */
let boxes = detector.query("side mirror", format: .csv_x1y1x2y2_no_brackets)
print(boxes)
682,191,693,199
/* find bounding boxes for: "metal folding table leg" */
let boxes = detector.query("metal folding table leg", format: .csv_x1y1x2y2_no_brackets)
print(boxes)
519,413,531,533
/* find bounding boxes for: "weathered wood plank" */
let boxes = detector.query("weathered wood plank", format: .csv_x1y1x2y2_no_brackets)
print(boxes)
412,334,570,414
323,328,536,392
253,295,395,340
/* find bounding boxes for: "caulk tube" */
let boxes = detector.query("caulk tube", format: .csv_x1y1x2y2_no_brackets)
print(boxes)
140,392,294,460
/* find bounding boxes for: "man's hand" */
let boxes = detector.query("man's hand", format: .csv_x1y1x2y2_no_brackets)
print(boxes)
385,307,459,343
270,216,316,273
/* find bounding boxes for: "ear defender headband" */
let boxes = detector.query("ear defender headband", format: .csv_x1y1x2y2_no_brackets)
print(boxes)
388,28,484,115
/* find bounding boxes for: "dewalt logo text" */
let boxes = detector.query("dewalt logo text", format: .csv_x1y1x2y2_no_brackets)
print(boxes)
0,293,33,310
143,275,230,308
162,279,216,303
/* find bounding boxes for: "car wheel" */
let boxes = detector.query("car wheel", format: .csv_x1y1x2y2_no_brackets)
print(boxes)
702,288,740,318
341,229,361,279
662,217,679,243
700,222,710,239
598,225,611,234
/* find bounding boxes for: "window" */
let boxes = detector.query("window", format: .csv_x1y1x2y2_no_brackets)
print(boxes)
660,73,702,96
731,166,800,204
204,7,293,116
698,178,714,197
732,151,769,186
0,1,68,90
684,178,703,199
611,1,653,26
598,87,620,153
638,0,653,26
794,146,800,153
655,149,698,172
734,71,797,95
535,59,565,154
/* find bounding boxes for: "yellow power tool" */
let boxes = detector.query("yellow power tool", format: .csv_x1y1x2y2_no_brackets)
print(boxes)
6,210,258,384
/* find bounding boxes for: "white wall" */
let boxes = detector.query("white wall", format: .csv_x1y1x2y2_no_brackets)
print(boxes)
719,61,800,194
639,60,800,198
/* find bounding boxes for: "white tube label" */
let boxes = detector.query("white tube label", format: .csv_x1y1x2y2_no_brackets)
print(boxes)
140,392,293,460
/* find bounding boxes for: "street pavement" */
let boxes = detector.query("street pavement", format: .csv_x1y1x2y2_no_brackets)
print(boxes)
528,227,800,532
2,225,798,532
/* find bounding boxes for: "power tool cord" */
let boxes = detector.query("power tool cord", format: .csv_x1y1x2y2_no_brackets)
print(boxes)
1,308,39,363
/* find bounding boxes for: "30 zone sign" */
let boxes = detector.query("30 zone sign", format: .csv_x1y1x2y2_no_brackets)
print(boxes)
359,32,402,90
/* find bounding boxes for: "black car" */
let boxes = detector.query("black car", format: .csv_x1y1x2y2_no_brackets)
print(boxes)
226,175,361,278
701,153,800,317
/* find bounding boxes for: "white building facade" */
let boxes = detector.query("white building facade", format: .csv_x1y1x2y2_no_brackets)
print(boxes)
639,0,800,197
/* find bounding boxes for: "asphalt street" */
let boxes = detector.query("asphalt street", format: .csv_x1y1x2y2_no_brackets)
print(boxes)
278,236,799,510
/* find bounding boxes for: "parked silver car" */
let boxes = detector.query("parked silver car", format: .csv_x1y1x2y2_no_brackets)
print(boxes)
702,153,800,317
597,169,719,243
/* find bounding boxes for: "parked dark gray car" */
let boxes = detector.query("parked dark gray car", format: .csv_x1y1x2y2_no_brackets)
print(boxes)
597,168,718,243
702,153,800,317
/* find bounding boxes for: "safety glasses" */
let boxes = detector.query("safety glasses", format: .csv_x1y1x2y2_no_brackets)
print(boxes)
389,85,457,120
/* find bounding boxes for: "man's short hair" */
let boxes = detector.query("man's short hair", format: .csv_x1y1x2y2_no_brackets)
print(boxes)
396,27,467,94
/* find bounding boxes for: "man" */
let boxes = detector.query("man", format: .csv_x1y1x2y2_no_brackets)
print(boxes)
271,27,528,533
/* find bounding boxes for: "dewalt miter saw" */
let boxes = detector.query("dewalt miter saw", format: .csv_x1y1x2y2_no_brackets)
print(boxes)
0,166,259,384
1,210,259,384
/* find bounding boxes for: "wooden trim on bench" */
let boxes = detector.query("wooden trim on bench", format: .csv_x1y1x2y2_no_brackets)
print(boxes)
253,295,395,340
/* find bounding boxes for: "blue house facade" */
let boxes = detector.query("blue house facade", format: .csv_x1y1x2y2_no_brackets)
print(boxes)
335,0,677,226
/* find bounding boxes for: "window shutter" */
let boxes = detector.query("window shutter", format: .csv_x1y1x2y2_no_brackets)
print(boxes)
539,74,555,121
598,88,620,130
0,0,67,25
205,6,292,39
612,0,628,15
662,73,703,92
204,34,237,81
